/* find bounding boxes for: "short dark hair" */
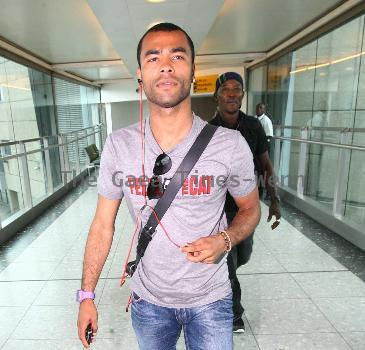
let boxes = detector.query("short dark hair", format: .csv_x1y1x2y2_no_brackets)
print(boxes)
137,22,195,68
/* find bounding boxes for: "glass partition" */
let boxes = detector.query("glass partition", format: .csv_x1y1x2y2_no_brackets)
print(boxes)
247,65,267,115
0,142,24,222
248,13,365,239
0,53,101,229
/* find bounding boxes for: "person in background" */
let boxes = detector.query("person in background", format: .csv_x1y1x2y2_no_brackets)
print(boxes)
255,102,274,197
255,102,274,146
210,72,281,333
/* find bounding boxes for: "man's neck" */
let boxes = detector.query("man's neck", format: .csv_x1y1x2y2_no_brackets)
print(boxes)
219,110,240,128
149,98,193,152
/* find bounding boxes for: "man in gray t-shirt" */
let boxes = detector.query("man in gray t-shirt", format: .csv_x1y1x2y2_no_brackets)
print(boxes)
77,22,260,350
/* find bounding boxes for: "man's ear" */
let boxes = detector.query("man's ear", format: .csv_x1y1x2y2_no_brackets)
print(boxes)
191,64,196,83
137,68,142,82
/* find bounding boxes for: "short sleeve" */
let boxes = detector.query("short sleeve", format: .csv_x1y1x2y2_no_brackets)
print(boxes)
266,117,274,137
256,122,269,155
227,133,256,198
97,135,124,200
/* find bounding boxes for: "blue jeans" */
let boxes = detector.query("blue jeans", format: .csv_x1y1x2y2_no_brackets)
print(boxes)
131,293,233,350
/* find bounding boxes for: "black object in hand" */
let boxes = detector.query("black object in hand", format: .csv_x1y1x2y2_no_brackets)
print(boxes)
126,260,137,277
271,219,280,230
85,323,93,345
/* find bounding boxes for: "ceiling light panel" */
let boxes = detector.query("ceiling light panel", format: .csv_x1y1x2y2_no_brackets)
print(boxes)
128,0,188,39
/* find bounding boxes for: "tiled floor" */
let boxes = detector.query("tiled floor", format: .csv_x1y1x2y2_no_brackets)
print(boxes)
0,186,365,349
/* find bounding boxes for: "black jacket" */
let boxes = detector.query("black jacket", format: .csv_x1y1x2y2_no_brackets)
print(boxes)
210,111,268,216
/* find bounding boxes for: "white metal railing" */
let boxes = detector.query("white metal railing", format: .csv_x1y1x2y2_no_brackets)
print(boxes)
273,125,365,219
0,124,105,229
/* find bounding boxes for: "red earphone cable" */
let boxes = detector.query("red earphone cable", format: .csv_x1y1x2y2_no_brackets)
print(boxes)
121,82,146,289
144,203,180,249
120,80,180,295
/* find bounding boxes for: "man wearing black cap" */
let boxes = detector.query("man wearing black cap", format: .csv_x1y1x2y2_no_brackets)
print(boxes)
210,72,281,333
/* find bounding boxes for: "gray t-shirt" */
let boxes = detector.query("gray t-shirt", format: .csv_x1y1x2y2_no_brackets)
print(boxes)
97,114,256,308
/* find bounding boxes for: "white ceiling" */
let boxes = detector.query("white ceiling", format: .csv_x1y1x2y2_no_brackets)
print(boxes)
87,0,224,76
0,0,347,84
198,0,344,54
52,61,132,82
0,0,119,62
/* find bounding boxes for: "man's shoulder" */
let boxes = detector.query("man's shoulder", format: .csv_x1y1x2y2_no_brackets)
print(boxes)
208,113,255,140
262,114,272,123
211,124,242,150
108,121,140,142
240,113,265,132
241,113,261,126
209,115,220,126
195,114,235,138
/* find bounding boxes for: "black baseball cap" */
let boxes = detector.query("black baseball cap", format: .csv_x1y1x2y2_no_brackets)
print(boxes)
215,72,244,95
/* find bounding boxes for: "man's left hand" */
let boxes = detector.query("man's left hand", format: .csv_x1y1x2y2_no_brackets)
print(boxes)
180,235,227,264
267,201,281,230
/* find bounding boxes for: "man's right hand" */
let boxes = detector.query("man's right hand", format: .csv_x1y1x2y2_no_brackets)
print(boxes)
77,299,98,348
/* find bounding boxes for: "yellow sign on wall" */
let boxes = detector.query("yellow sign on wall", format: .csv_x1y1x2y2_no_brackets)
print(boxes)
193,75,218,94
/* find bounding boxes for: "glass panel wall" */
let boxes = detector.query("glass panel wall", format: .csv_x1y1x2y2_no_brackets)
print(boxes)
248,13,365,236
345,21,365,226
0,54,101,227
0,141,24,222
54,79,101,175
247,65,267,115
0,58,56,219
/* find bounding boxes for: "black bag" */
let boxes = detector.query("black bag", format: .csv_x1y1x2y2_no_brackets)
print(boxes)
226,210,253,267
236,235,254,267
126,124,218,277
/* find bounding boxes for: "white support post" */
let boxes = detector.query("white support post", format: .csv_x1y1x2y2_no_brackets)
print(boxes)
333,129,350,218
74,134,81,176
91,127,96,145
274,127,281,176
58,135,65,183
43,138,54,194
18,142,33,208
297,127,308,198
58,135,71,184
63,135,70,182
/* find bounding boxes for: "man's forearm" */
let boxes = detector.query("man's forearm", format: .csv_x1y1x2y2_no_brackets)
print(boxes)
265,172,277,199
226,205,261,247
81,221,114,292
258,152,279,202
264,164,279,203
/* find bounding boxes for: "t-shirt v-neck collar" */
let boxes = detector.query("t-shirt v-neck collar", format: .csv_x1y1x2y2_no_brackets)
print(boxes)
145,113,201,157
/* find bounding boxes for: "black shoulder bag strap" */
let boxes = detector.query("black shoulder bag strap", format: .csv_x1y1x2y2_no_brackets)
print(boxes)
127,124,218,276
